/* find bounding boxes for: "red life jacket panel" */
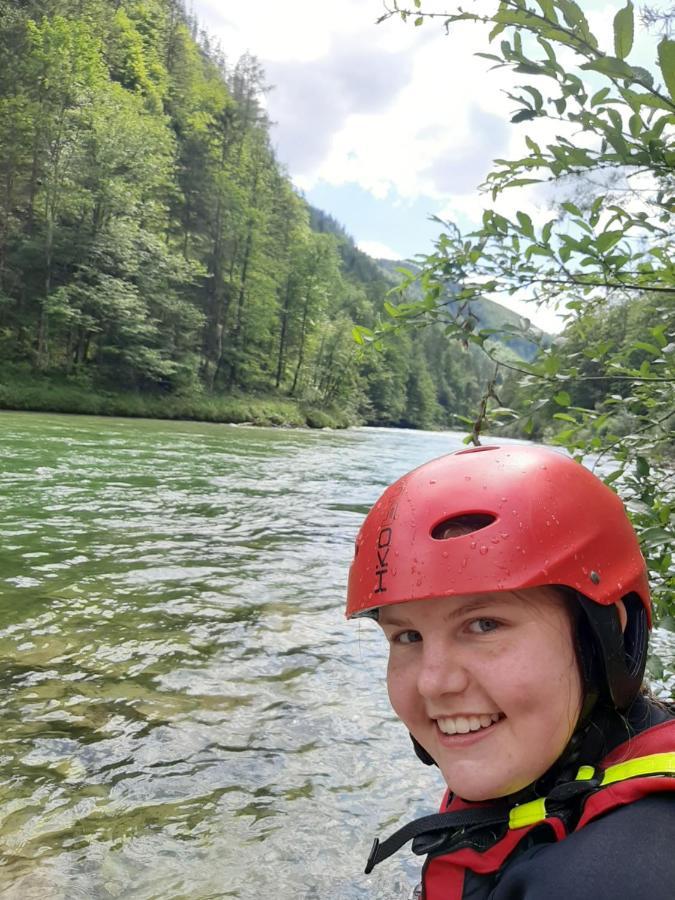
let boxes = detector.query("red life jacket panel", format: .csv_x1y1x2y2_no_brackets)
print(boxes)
421,720,675,899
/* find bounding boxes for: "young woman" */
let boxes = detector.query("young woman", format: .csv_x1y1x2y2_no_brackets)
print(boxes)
346,444,675,899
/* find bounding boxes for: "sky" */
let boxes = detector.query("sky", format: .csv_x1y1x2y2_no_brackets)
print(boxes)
188,1,661,332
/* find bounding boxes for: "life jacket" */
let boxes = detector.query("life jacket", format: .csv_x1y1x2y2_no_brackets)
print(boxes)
366,719,675,899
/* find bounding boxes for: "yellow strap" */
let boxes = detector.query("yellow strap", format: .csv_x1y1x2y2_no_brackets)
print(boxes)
508,752,675,831
600,752,675,786
508,798,547,830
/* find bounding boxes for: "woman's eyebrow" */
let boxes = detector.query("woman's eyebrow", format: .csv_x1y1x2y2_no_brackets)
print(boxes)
380,599,504,628
444,600,499,620
379,614,414,628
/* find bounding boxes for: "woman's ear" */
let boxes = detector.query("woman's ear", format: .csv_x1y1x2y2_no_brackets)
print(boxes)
616,600,628,633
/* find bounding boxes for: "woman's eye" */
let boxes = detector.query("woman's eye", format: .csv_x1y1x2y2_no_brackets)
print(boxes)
468,618,500,634
394,630,422,645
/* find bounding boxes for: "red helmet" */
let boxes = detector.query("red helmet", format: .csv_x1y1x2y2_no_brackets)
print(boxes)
346,444,651,710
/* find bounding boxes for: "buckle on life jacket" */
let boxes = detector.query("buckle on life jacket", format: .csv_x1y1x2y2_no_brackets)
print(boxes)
508,766,602,830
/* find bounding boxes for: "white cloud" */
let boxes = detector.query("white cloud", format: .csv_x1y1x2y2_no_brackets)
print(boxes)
189,0,658,330
192,0,517,201
357,239,402,260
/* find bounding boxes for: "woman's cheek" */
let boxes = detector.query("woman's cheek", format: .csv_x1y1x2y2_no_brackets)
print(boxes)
386,659,415,721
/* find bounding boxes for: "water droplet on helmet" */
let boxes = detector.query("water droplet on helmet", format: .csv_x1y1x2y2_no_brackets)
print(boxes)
500,532,509,539
470,540,477,550
479,545,488,556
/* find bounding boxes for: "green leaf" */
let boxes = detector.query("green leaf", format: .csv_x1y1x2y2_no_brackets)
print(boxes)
657,39,675,100
613,2,634,60
511,109,539,123
632,341,662,355
523,86,544,110
525,135,542,154
630,65,654,88
505,178,542,188
591,87,611,106
516,211,534,237
561,201,582,217
636,456,650,477
596,230,623,252
581,57,634,80
554,391,571,406
535,0,556,21
553,412,577,422
628,112,642,137
646,654,664,680
641,527,671,546
352,326,373,345
475,53,504,64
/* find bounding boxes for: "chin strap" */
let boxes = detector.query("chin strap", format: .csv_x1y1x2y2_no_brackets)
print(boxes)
411,734,437,766
364,804,510,874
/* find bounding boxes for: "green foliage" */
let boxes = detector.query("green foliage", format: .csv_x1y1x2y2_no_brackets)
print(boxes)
0,366,350,428
376,1,675,623
0,0,504,440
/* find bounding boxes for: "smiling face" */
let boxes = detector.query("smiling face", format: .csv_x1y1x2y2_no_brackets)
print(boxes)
379,588,583,802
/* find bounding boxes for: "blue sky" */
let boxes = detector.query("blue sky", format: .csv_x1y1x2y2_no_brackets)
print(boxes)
189,1,663,331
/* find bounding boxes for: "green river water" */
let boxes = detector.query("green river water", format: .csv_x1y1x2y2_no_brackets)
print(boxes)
0,411,468,900
1,412,672,900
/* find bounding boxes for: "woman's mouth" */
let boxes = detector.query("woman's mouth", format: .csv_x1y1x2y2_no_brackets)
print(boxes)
436,713,503,735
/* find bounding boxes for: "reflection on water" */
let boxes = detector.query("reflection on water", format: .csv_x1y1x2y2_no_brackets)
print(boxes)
0,413,464,899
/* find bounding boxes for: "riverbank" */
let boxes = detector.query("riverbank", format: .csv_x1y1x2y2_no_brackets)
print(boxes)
0,376,353,430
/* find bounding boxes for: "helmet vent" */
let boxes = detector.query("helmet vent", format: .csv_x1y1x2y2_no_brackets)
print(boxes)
431,514,495,540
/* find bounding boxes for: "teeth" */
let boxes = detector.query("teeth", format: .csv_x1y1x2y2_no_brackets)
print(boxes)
437,713,502,735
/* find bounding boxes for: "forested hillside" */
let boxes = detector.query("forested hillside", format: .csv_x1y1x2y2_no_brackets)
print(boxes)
0,0,528,429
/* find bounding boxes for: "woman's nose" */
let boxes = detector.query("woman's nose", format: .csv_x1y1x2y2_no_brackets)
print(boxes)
416,645,470,699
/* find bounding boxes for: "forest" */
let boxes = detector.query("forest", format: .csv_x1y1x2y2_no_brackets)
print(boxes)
0,0,537,430
1,1,672,438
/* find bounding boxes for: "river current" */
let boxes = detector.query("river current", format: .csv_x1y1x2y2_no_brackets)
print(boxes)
0,412,672,900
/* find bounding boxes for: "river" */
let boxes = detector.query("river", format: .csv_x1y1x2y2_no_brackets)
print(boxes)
0,412,672,900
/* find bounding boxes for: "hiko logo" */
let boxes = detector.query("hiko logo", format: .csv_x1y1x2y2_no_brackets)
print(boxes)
374,492,401,594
